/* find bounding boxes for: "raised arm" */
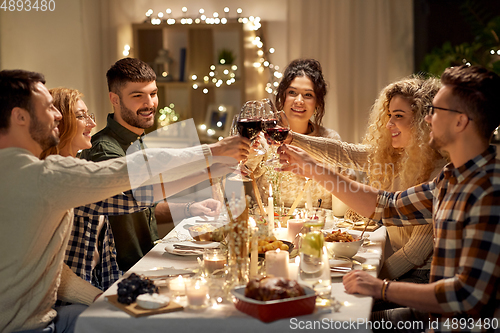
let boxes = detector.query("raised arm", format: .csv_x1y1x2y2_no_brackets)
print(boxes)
290,131,370,171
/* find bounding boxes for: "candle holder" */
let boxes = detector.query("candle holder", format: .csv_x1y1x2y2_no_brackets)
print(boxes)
185,277,210,310
168,275,186,297
203,248,227,276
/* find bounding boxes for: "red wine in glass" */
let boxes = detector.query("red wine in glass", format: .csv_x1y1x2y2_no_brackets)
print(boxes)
265,127,289,144
237,118,262,140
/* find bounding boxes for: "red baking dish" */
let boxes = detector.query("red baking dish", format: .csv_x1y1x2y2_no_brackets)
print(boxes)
231,285,316,323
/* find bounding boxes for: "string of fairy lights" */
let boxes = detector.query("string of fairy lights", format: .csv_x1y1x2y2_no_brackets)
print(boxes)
123,7,282,95
122,7,283,137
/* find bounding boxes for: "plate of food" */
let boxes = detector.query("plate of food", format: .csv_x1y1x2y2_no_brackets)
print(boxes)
254,235,294,258
164,240,220,256
185,223,227,242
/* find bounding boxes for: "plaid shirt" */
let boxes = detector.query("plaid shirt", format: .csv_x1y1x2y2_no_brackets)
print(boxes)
373,145,500,333
66,188,153,291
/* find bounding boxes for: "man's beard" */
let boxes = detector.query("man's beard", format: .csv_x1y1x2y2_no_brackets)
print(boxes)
120,99,156,130
29,112,59,151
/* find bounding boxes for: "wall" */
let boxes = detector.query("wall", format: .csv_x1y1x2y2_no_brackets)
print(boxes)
0,0,288,132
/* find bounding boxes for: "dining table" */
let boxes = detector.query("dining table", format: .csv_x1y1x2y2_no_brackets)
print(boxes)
75,216,388,333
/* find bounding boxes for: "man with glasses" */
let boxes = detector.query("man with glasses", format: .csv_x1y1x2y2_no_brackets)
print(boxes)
279,65,500,332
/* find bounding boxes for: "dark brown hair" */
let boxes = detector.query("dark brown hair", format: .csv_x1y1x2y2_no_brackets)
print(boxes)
275,59,327,126
0,69,46,133
441,65,500,140
106,58,156,95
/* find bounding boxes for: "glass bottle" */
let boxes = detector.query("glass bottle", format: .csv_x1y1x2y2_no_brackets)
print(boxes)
297,221,332,297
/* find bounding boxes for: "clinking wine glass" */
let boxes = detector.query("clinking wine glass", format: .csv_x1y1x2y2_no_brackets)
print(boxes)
228,101,263,182
261,109,290,166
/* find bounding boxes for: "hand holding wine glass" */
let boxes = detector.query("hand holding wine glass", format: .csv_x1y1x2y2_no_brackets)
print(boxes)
261,101,290,165
228,101,264,181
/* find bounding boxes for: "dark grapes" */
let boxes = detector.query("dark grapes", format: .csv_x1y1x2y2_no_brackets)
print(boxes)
116,273,158,305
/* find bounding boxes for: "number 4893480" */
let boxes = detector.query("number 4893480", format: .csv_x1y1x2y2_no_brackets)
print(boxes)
0,0,56,11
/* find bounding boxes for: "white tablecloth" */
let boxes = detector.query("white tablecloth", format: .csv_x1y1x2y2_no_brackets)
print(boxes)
75,218,387,333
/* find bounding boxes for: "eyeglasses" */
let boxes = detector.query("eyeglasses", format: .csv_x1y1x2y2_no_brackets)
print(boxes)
425,105,473,120
76,112,96,124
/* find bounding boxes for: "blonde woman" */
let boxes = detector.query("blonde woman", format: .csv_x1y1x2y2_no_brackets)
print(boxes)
288,75,446,284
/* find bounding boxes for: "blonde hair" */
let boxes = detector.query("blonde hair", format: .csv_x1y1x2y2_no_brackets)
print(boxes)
363,75,443,190
40,88,83,159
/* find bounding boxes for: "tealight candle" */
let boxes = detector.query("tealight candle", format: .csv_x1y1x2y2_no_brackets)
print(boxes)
185,278,209,309
203,249,226,275
169,275,185,296
265,249,289,278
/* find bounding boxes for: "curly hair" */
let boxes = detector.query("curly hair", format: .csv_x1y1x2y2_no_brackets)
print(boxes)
40,88,83,159
363,75,443,190
275,58,327,126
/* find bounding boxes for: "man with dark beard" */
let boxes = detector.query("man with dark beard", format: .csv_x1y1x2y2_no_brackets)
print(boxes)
79,58,247,272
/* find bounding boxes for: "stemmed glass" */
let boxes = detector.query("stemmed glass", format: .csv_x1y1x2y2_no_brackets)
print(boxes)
261,103,290,166
228,101,263,182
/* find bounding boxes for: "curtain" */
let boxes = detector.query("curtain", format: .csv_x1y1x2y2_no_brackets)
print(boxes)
287,0,414,143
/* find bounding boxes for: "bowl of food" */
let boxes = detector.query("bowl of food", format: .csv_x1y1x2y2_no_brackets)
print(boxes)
188,223,225,241
232,277,316,322
324,229,363,258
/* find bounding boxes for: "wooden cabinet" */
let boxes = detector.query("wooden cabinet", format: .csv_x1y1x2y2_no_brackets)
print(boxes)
132,20,267,143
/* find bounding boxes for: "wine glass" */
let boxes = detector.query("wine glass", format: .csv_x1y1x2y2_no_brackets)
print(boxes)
261,106,290,166
228,101,263,182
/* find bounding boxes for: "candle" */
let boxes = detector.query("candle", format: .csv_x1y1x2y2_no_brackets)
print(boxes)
305,178,313,212
288,256,300,280
331,194,348,217
265,249,289,278
250,226,258,277
287,218,305,245
203,248,226,275
169,276,185,296
185,279,209,309
268,185,274,235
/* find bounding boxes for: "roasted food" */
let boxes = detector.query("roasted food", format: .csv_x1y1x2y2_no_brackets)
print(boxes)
244,276,305,301
254,235,289,254
324,229,356,242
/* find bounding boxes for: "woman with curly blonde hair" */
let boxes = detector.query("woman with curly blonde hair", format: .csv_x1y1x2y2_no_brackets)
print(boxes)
287,74,446,286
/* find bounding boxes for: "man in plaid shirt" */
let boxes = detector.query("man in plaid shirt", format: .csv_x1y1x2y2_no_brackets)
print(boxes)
279,65,500,332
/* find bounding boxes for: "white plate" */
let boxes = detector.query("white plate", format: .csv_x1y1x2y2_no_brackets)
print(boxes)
134,267,195,278
164,241,220,256
329,258,352,278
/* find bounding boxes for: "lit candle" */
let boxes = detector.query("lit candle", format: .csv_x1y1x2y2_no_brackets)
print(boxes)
185,279,209,308
203,249,227,275
250,226,258,277
169,276,185,296
288,256,300,280
268,185,274,235
265,248,289,278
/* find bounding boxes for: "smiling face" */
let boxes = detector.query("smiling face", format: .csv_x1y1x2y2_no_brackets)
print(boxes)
111,81,158,135
385,95,414,149
29,82,62,154
282,76,317,133
69,99,96,154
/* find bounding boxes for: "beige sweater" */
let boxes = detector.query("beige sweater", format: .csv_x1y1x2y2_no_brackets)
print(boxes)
291,132,446,279
0,145,211,332
247,124,341,210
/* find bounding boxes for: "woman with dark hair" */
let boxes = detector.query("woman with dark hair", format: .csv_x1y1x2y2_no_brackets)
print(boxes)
247,58,343,210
